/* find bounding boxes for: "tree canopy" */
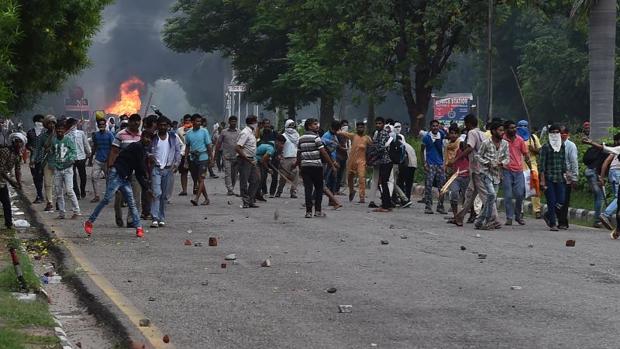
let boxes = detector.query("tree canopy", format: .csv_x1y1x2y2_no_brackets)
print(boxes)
0,0,111,115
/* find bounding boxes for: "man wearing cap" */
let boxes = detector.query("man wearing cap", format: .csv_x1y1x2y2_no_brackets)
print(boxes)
0,133,24,227
275,119,299,198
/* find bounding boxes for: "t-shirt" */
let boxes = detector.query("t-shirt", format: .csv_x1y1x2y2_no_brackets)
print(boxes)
112,129,141,150
93,131,114,162
504,134,528,172
237,126,257,158
466,128,485,174
321,131,338,160
185,127,212,161
154,133,171,169
219,128,239,159
298,132,324,167
255,143,275,161
422,131,444,166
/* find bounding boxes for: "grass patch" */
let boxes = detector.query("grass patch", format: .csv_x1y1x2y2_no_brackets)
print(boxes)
0,228,58,348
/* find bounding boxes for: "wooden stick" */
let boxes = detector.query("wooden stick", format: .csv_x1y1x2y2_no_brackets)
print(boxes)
510,66,532,127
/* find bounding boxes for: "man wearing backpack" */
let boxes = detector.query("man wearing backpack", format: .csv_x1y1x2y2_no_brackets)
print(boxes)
387,122,412,207
421,119,447,214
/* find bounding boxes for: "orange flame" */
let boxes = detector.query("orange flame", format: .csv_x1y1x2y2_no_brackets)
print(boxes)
105,76,145,115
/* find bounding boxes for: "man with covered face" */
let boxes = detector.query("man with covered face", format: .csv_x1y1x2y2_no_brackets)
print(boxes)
539,125,567,231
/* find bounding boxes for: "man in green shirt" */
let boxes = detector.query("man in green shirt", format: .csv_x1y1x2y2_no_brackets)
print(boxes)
539,124,567,231
51,121,80,219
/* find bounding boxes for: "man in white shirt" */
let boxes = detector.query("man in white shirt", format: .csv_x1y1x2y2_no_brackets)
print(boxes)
149,116,181,227
67,118,91,199
236,115,259,208
276,119,299,198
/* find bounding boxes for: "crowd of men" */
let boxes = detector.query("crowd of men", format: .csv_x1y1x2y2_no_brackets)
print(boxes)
1,111,620,239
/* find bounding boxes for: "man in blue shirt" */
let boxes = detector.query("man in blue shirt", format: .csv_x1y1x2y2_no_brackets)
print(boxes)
321,121,341,194
421,119,447,214
90,119,114,203
255,134,286,201
183,113,213,206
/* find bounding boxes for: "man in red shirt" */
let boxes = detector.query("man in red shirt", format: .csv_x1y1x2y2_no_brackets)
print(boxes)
503,119,532,225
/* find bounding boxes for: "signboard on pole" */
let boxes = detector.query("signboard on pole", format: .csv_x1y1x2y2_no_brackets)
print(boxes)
228,84,247,92
433,93,473,123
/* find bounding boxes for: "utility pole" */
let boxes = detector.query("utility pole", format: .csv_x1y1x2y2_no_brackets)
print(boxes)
486,0,493,122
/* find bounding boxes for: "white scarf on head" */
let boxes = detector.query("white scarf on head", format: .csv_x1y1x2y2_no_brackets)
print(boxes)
549,133,562,152
34,122,44,136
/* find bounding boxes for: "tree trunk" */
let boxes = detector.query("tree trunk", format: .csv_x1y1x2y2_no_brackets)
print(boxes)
401,73,420,135
367,96,376,135
287,99,296,120
589,0,616,141
319,95,335,129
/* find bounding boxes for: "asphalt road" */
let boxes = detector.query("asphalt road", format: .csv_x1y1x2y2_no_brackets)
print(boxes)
22,171,620,349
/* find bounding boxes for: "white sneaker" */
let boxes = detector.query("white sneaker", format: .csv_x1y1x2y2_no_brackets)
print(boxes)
158,221,165,227
150,221,159,228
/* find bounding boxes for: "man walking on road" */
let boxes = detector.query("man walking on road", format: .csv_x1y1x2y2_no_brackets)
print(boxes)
276,119,299,198
517,120,543,218
557,126,579,229
84,131,154,238
421,119,446,214
339,122,371,203
0,133,25,228
216,116,240,196
474,121,509,230
502,119,531,226
108,113,142,228
176,114,192,196
539,125,567,231
236,115,259,208
184,114,213,206
150,116,181,227
50,121,80,220
89,119,114,203
26,114,46,203
370,117,392,212
67,118,91,200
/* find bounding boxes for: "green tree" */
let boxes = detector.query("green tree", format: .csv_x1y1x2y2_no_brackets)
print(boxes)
1,0,111,114
572,0,617,140
163,0,315,119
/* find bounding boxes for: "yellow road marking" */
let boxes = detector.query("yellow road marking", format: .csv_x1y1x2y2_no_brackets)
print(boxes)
35,211,174,349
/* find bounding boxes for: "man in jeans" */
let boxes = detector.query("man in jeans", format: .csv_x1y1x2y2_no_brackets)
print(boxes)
84,131,153,238
108,113,142,228
540,125,567,231
215,115,240,196
89,119,114,202
583,143,607,228
583,134,620,230
276,119,299,198
26,114,45,203
67,118,91,200
421,119,446,214
474,121,509,230
236,115,259,208
150,116,181,227
502,120,531,226
50,121,80,220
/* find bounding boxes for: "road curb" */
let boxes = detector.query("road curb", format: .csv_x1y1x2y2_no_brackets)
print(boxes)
13,182,137,348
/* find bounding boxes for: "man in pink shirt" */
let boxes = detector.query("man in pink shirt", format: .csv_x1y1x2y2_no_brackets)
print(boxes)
503,119,532,225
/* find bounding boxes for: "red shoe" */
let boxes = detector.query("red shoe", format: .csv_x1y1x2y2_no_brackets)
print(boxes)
84,220,93,236
136,227,144,238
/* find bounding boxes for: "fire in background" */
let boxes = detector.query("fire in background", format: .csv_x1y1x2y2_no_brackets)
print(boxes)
105,76,145,115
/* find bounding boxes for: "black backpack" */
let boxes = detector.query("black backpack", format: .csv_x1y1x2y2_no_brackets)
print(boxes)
388,136,405,164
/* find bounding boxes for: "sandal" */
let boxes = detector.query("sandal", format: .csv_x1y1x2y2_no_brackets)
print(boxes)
190,199,198,206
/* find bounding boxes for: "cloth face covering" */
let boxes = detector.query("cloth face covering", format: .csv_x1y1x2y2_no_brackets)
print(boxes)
549,133,562,152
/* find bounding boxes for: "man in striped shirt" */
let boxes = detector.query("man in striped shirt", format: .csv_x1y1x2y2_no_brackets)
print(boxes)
107,113,142,228
296,118,338,218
